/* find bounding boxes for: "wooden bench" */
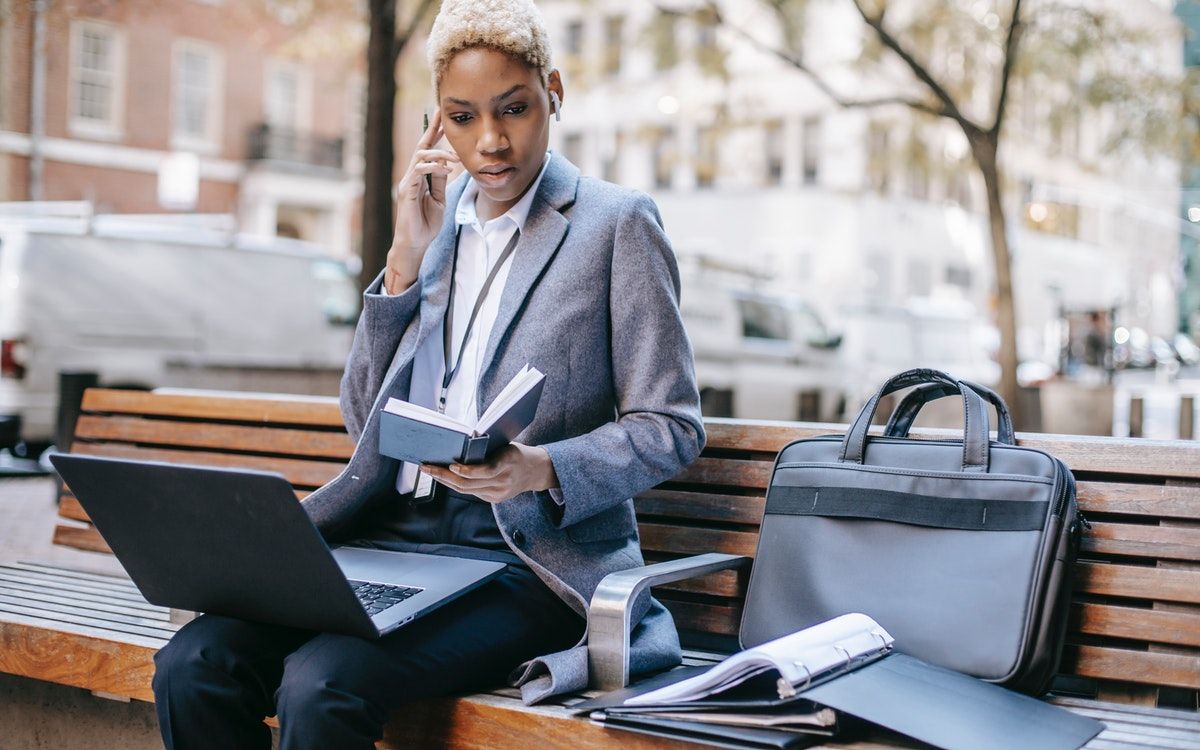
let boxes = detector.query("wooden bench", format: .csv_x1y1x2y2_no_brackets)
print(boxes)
1,385,1198,748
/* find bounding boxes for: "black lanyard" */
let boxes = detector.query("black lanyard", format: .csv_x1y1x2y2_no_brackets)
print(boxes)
438,224,522,413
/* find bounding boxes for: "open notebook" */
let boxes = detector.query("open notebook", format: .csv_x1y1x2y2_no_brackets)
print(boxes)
625,613,894,705
377,364,545,465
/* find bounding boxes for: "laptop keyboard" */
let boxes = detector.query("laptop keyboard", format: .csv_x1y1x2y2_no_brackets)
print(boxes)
347,579,423,617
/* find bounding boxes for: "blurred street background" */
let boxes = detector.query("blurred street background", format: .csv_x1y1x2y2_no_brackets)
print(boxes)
2,0,1200,472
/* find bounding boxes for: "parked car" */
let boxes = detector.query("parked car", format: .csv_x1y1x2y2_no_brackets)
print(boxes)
0,202,360,449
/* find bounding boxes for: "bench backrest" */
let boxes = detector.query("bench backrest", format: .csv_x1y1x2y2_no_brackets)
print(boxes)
57,388,1200,706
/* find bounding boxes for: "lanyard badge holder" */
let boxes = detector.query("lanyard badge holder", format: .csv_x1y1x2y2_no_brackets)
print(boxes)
411,225,522,505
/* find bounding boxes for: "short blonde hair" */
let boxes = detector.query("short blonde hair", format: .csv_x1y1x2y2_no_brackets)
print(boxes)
426,0,553,93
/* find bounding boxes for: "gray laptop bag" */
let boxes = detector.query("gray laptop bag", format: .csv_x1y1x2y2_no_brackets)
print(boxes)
740,369,1084,695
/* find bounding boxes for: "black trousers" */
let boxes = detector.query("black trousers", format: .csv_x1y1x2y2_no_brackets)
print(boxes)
151,564,583,750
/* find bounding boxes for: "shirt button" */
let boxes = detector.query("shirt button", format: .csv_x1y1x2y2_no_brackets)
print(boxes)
513,530,526,548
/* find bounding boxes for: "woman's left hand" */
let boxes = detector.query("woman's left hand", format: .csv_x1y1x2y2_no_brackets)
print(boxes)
420,443,559,503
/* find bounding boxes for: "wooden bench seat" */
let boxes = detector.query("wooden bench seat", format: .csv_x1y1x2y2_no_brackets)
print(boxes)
0,386,1197,749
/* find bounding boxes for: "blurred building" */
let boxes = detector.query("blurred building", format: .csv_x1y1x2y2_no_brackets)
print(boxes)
538,0,1184,370
0,0,366,259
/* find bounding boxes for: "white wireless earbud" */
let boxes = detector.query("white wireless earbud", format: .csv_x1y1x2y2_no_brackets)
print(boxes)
550,91,562,122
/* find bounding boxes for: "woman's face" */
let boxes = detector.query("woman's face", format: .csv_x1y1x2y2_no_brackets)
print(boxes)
439,47,563,210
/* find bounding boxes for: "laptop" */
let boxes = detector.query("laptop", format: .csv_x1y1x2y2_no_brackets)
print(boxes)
48,453,507,639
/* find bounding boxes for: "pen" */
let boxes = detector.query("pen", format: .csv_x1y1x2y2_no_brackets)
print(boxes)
423,112,433,192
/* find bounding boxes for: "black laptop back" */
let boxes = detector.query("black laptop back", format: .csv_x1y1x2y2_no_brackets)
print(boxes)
49,453,377,638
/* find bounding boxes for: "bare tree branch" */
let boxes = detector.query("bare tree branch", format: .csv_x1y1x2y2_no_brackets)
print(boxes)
392,0,436,69
693,0,948,118
991,0,1024,137
848,0,986,138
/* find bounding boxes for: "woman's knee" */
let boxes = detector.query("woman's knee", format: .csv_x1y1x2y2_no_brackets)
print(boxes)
152,615,279,699
275,637,390,732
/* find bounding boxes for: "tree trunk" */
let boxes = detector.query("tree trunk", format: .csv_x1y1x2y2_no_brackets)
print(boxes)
971,134,1022,430
359,0,398,293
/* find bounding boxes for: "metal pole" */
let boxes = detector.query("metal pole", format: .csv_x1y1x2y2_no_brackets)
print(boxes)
1129,395,1144,439
56,371,99,453
29,0,48,200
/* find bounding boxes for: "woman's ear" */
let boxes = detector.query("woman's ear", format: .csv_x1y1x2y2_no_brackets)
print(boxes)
547,69,564,121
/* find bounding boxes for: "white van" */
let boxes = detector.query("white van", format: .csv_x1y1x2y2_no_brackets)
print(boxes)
679,264,845,422
0,203,360,448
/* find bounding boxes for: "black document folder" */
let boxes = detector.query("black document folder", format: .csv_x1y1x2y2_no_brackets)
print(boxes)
578,655,1104,750
802,654,1104,750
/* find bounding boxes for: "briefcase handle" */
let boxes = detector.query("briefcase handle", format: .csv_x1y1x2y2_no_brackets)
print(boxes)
884,380,1016,446
840,368,992,473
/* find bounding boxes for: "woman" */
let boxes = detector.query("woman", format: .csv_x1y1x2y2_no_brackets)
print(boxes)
151,1,704,748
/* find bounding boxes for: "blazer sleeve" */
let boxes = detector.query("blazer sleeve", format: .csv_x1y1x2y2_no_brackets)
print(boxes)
540,191,706,528
338,267,422,441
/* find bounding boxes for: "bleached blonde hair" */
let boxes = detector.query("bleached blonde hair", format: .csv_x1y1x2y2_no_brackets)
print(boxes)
426,0,553,93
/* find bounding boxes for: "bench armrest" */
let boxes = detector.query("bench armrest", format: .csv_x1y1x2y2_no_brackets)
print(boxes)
587,552,750,691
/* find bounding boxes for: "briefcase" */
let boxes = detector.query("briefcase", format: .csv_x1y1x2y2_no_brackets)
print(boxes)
740,369,1085,695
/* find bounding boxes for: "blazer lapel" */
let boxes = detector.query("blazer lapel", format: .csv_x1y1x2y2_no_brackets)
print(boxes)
390,178,468,372
478,153,580,384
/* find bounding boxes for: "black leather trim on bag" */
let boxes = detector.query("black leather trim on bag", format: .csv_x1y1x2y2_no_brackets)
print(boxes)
765,486,1050,532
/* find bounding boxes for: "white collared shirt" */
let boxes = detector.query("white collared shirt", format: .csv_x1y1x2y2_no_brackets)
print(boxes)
386,151,552,494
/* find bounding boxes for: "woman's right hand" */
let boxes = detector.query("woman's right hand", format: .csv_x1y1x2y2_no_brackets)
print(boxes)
386,108,460,293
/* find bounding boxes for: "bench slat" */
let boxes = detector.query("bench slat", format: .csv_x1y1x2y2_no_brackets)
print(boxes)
81,388,342,426
0,597,177,640
635,489,765,525
1078,482,1200,521
52,525,112,554
1074,602,1200,649
638,523,759,558
74,414,355,459
0,618,164,701
1076,563,1200,606
0,582,167,620
701,421,1200,480
1067,644,1200,691
671,456,773,489
1084,523,1200,563
0,566,146,602
660,598,741,636
70,442,344,488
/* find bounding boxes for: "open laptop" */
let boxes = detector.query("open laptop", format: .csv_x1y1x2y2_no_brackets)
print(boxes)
48,453,507,639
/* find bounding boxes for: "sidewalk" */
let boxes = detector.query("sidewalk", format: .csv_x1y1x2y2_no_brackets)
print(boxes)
0,477,162,749
0,477,124,575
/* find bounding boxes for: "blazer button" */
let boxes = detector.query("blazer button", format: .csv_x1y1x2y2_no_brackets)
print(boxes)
513,530,526,548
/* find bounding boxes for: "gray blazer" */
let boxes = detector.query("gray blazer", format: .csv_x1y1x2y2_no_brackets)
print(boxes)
300,151,705,704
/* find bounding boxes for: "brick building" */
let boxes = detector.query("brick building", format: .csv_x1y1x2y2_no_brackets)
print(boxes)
0,0,369,259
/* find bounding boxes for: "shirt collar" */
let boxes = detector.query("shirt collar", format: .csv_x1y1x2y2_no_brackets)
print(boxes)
455,150,552,232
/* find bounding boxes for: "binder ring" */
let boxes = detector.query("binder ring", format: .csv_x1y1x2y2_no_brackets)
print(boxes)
789,661,813,690
870,629,890,650
833,645,852,669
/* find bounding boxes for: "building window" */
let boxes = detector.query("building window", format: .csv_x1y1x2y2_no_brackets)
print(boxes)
652,10,679,71
764,120,784,186
602,130,624,183
652,126,675,190
866,120,890,194
344,76,366,173
563,132,584,169
695,124,718,188
802,115,822,186
945,265,972,289
603,16,624,76
172,40,222,150
266,65,300,130
70,20,125,137
565,19,584,56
